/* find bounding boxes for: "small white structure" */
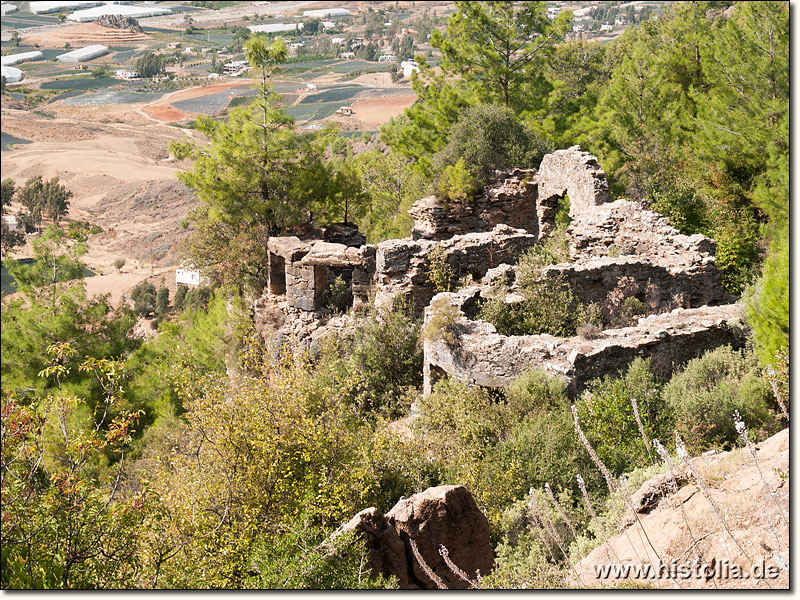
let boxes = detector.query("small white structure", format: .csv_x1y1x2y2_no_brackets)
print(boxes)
378,54,396,62
57,44,109,63
30,1,99,14
615,18,629,26
223,60,248,74
572,24,585,33
400,59,419,78
304,82,317,91
336,105,353,116
207,72,220,79
1,2,18,15
339,51,355,59
1,66,24,83
176,264,207,288
114,69,138,79
547,6,561,20
321,21,336,31
68,4,172,22
303,8,351,18
2,214,20,232
248,23,302,34
2,51,43,67
289,42,305,50
600,23,613,32
331,37,346,45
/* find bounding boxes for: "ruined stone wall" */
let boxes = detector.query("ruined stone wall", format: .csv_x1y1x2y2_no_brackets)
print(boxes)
423,290,746,396
544,256,725,317
537,145,609,218
408,169,543,241
373,224,538,311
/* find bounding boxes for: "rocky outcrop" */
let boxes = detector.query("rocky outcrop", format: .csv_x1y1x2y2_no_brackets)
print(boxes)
337,485,494,589
409,169,540,240
537,145,609,218
95,14,142,31
575,429,789,589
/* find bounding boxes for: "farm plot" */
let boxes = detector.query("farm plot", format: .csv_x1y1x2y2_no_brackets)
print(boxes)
62,90,162,106
299,85,363,104
1,131,32,152
285,101,342,122
172,89,241,114
40,77,119,91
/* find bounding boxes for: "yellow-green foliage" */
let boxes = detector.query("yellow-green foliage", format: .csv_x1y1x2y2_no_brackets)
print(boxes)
435,157,478,204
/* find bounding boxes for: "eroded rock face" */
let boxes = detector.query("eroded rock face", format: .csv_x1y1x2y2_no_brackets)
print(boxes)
336,486,494,589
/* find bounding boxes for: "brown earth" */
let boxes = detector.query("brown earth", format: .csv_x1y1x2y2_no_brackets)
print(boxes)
23,22,151,48
574,428,789,589
2,103,198,303
140,80,254,123
329,93,416,130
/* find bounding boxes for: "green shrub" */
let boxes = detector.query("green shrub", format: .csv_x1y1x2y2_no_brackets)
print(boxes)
155,285,170,317
323,274,351,313
574,358,667,476
131,281,156,316
663,345,780,452
174,283,188,311
421,297,461,344
435,157,478,204
427,243,456,293
479,249,583,337
745,232,789,364
319,303,422,418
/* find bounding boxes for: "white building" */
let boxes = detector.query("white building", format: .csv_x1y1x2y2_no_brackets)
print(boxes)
378,54,396,63
339,51,355,59
331,37,346,45
303,8,352,18
57,44,109,62
176,264,207,288
547,6,561,20
600,23,613,32
2,215,20,232
115,69,138,79
223,60,248,74
400,59,419,78
30,1,100,14
1,3,18,15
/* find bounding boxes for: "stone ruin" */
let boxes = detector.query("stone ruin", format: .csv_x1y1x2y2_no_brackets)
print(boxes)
256,145,745,394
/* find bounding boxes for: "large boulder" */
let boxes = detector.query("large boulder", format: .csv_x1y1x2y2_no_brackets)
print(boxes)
336,485,494,589
386,485,494,589
337,507,416,589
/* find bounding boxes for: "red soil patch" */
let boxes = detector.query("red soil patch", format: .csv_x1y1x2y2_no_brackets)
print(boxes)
349,93,417,129
143,105,192,122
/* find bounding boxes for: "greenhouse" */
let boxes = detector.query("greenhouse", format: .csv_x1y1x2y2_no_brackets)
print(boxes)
56,44,109,63
247,23,303,34
30,1,101,13
1,51,43,67
1,2,18,15
67,4,172,22
302,8,352,18
1,66,24,84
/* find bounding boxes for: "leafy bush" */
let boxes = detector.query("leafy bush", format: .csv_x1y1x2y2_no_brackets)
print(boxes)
479,249,583,337
174,283,188,311
131,281,156,316
427,243,456,293
663,345,780,452
184,285,212,311
319,303,422,418
574,358,667,476
155,285,170,317
421,297,461,344
432,103,550,188
323,274,351,313
435,157,478,204
745,232,789,364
